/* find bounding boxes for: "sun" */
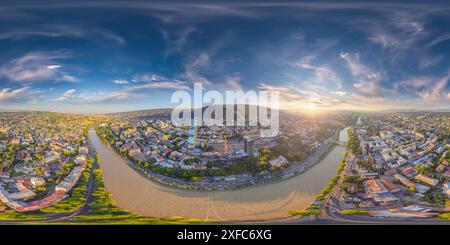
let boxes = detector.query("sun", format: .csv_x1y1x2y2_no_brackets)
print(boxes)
305,103,317,111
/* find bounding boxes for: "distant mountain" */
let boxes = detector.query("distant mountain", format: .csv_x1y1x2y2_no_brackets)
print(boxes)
108,104,283,121
0,109,23,112
108,108,173,119
378,108,450,113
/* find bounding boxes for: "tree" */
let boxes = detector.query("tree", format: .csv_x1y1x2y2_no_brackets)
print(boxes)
34,165,44,176
347,129,361,154
367,122,379,136
415,165,426,174
258,147,271,166
190,176,201,182
445,199,450,207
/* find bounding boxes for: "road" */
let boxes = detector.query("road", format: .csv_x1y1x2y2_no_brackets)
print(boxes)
319,206,450,224
1,126,449,224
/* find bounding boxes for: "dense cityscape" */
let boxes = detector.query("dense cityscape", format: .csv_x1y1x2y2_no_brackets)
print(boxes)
96,111,345,190
0,110,449,224
323,113,450,221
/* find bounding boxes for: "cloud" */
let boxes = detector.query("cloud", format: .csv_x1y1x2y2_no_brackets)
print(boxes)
51,89,76,102
132,73,167,83
351,93,385,103
352,81,387,98
223,74,243,91
112,79,130,84
340,52,376,78
59,75,78,82
0,86,30,101
138,2,260,23
183,52,212,85
0,51,78,83
296,62,342,89
258,83,352,110
0,86,42,103
0,24,125,45
47,65,62,70
331,91,347,96
125,72,191,91
51,89,138,104
394,73,450,102
367,34,400,49
76,91,137,104
91,28,125,45
426,33,450,47
180,32,233,86
161,26,197,57
126,80,190,91
416,74,450,102
418,55,444,69
349,9,428,51
340,52,389,100
344,9,447,72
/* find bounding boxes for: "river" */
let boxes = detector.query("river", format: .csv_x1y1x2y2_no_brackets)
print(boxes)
88,127,349,221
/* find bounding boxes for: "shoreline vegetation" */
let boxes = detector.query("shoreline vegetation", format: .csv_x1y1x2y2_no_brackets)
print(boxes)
285,151,348,218
339,209,369,215
316,127,356,202
313,128,350,203
286,127,348,217
288,205,321,217
95,126,343,192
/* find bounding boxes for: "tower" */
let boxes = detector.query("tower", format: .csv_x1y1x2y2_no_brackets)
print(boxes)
188,119,198,148
244,137,254,157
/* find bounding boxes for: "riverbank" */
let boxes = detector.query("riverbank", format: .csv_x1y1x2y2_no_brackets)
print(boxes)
88,127,349,221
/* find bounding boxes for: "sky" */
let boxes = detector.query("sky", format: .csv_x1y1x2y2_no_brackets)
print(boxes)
1,0,450,113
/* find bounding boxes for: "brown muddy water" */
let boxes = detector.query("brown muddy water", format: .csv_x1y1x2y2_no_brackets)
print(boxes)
88,127,348,221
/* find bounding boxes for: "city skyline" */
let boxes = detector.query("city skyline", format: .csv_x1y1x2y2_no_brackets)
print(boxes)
1,1,450,113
